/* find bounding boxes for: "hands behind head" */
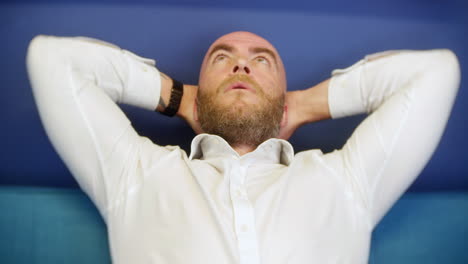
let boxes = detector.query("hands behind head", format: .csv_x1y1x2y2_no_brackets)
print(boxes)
180,87,304,141
277,90,304,141
278,79,332,140
178,79,331,141
176,84,203,134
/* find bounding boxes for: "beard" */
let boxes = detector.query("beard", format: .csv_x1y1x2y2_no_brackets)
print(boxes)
197,75,284,148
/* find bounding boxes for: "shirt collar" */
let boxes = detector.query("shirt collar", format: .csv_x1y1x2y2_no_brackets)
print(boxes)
189,134,294,166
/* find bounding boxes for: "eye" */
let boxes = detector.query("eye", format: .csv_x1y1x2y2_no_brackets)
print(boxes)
214,54,227,62
255,56,269,65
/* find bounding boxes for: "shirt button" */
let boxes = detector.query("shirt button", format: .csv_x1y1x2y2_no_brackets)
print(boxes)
235,189,247,199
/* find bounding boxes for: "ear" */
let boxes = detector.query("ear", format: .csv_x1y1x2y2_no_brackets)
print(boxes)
280,104,288,128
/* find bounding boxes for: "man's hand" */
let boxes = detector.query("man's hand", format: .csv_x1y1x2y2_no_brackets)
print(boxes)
158,73,331,140
278,79,331,140
156,72,202,134
277,90,304,140
177,84,203,134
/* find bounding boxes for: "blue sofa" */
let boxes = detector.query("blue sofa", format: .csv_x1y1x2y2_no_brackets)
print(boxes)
1,1,467,263
1,187,467,263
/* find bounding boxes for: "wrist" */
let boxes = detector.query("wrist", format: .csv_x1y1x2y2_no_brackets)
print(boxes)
160,78,183,117
301,79,331,124
156,72,173,112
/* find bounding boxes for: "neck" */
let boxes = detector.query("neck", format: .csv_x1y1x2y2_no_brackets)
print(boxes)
232,143,257,156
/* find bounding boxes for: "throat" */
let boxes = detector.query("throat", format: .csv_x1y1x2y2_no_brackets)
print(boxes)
231,143,257,156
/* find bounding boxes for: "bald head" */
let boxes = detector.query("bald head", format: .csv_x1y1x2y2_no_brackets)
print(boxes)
199,31,287,93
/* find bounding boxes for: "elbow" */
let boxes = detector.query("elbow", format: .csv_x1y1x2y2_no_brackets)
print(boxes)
27,35,68,70
27,35,71,91
420,49,461,96
27,35,49,65
26,35,48,92
435,49,461,89
440,49,460,73
26,35,53,79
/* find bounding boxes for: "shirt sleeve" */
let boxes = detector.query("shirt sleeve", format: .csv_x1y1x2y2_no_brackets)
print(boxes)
327,49,461,228
26,35,166,220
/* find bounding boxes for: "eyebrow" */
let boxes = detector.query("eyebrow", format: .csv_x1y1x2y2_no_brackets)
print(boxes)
249,47,278,66
208,44,234,59
208,44,279,66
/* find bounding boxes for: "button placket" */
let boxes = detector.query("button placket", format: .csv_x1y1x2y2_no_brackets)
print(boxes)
229,160,260,264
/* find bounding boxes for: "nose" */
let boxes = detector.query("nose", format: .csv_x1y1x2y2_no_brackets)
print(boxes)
233,65,251,74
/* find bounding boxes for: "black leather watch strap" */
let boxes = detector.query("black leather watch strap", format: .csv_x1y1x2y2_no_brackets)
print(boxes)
161,78,184,117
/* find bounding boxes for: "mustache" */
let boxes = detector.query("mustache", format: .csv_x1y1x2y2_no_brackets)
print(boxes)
216,74,263,94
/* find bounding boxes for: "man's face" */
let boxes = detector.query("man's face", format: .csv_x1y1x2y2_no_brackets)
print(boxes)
199,31,286,108
196,31,287,147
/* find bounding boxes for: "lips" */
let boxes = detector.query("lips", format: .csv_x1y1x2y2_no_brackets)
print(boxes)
225,82,255,93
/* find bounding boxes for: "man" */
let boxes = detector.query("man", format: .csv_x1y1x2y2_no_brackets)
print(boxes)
27,32,460,264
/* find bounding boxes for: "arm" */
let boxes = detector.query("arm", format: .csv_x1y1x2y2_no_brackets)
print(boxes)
158,71,201,133
333,50,459,227
27,35,179,219
287,50,460,228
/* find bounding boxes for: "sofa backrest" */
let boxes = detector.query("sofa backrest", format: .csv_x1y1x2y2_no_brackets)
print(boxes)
0,1,467,191
1,186,467,263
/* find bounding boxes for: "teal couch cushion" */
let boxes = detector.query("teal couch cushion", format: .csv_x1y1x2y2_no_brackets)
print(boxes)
370,192,468,263
0,186,467,263
0,186,110,264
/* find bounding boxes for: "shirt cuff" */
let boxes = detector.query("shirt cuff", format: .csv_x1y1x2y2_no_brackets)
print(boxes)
328,58,367,119
122,50,161,111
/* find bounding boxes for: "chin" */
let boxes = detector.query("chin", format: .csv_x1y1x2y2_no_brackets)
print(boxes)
228,102,257,116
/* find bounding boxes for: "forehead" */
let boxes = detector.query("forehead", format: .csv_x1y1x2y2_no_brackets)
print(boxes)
207,32,278,54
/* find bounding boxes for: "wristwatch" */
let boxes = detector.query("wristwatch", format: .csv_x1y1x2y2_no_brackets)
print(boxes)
160,78,184,117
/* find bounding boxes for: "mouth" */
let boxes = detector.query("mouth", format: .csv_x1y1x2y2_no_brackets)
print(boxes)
225,82,255,93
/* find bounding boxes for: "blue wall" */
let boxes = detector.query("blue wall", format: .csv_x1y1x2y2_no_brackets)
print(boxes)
0,0,467,191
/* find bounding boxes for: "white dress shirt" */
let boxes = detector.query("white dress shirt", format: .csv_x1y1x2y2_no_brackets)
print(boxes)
26,35,460,264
